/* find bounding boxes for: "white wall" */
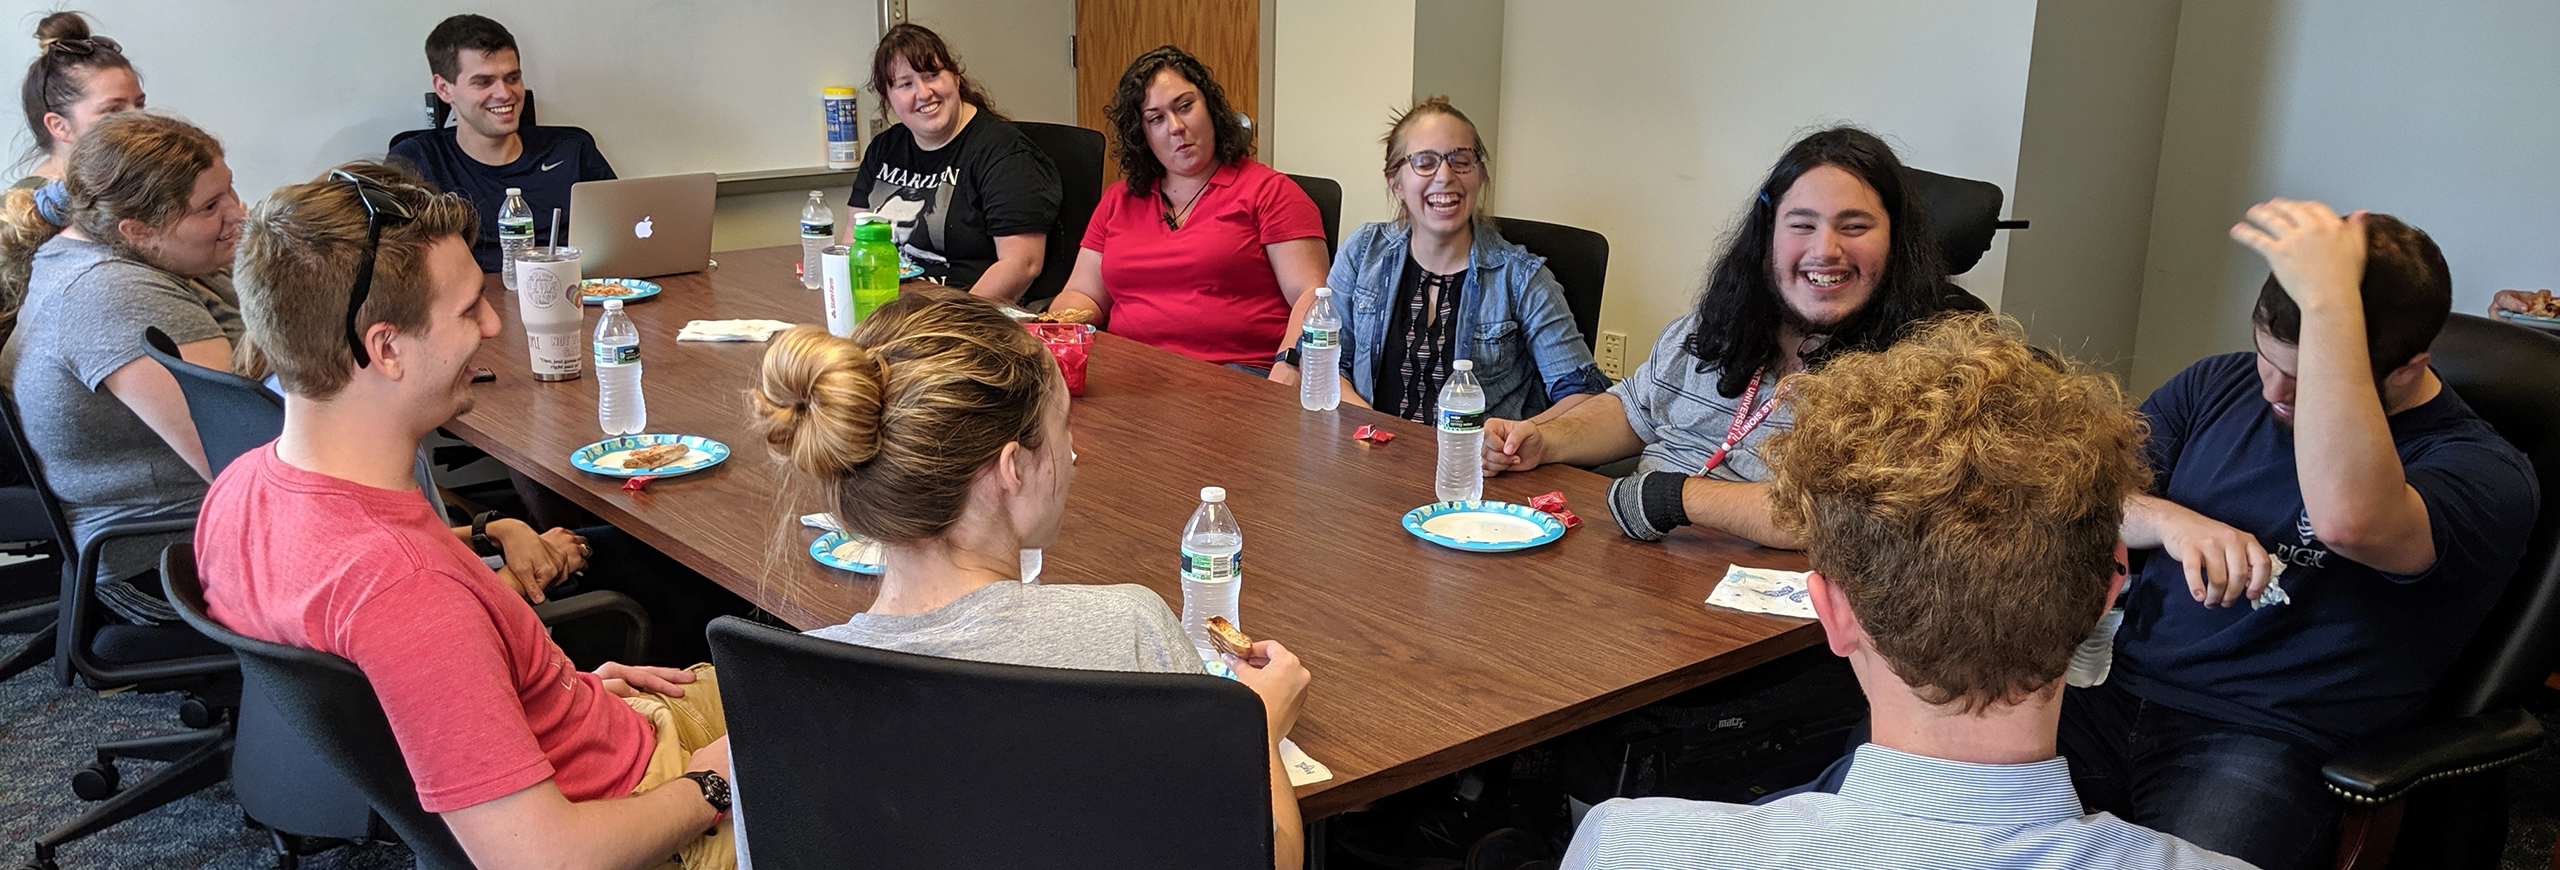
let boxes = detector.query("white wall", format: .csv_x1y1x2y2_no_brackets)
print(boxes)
1492,0,2037,354
907,0,1075,125
1272,0,1416,231
2130,0,2560,391
1411,0,1506,166
2000,0,2181,380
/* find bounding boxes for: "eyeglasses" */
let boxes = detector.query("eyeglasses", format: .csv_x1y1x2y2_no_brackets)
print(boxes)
1393,148,1483,177
333,169,416,368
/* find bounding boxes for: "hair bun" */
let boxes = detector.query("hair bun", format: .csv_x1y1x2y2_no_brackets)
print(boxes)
34,11,97,51
752,326,889,479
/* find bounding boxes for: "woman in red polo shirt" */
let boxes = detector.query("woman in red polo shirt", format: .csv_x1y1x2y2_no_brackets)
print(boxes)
1050,46,1328,372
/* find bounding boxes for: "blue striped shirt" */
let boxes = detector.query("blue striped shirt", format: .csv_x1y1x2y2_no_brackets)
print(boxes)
1560,745,2257,869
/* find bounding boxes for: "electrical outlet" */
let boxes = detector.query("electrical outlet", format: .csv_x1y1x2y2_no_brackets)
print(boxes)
1598,331,1629,379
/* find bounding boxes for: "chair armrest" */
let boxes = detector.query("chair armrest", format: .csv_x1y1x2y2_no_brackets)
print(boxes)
534,590,651,666
64,515,226,686
2322,707,2543,805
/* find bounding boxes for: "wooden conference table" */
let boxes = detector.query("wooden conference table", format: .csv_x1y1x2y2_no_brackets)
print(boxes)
452,245,1819,818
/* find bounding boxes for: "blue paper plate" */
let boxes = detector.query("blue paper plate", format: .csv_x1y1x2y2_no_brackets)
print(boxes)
569,434,729,478
2497,310,2560,333
1401,500,1568,552
809,530,887,575
900,261,925,280
580,278,662,304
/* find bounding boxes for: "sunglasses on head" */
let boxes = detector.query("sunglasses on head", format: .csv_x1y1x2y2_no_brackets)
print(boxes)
332,169,416,368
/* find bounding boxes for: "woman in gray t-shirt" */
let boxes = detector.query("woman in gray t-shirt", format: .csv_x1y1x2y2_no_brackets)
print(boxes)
0,112,243,612
746,290,1314,869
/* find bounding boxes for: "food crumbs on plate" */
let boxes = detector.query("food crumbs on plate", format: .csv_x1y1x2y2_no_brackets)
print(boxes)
622,475,658,492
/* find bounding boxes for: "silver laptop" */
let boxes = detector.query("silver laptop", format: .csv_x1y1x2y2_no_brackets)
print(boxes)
568,172,716,278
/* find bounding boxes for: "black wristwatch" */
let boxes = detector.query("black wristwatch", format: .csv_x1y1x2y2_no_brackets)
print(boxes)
1275,346,1301,368
681,769,731,814
468,511,503,558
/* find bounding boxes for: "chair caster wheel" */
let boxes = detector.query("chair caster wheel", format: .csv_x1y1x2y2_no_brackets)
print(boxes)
70,759,118,800
179,697,214,728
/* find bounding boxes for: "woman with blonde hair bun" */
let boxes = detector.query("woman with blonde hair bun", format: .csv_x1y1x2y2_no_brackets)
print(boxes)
0,111,241,622
746,288,1313,868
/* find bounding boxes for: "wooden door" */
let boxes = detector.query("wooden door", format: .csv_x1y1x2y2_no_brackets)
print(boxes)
1075,0,1259,187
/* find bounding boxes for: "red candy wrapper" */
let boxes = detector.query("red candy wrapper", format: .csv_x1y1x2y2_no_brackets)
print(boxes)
622,475,658,492
1550,508,1583,529
1369,429,1395,443
1024,323,1091,397
1352,424,1375,440
1350,425,1397,445
1528,491,1568,513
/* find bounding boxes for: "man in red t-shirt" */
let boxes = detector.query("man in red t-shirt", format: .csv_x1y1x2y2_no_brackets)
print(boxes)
196,162,734,870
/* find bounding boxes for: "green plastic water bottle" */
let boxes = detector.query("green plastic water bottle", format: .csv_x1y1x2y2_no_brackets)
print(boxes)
850,213,899,322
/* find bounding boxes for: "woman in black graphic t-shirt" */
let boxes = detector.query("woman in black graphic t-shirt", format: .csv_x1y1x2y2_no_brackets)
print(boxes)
849,24,1061,304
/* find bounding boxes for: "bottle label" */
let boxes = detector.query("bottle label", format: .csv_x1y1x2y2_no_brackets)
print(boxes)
499,218,534,240
801,220,835,238
1299,326,1338,350
594,342,640,366
1180,550,1241,582
1438,409,1486,433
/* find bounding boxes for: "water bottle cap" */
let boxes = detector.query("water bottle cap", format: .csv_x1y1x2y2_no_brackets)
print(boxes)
1200,486,1226,503
1313,287,1331,298
603,299,623,311
1453,359,1473,372
504,187,521,196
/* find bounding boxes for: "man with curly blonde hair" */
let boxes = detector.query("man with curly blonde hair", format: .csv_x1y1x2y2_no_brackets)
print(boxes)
1561,315,2249,869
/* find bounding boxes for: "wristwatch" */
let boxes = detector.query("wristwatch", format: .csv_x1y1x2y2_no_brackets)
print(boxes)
468,511,503,558
1275,346,1302,368
681,769,731,814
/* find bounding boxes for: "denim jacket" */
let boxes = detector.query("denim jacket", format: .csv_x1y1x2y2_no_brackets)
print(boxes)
1325,220,1610,420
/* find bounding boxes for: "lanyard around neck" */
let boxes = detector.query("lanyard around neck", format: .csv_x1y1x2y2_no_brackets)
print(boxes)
1702,370,1788,475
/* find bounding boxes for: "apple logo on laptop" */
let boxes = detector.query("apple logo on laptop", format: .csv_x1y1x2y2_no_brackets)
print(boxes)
633,216,654,239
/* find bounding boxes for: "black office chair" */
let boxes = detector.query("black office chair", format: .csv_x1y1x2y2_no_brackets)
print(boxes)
3,396,236,870
160,543,477,870
140,327,281,479
389,90,539,152
1289,173,1344,257
1492,217,1609,353
1903,167,2017,313
708,617,1273,869
2321,313,2560,869
1015,122,1105,308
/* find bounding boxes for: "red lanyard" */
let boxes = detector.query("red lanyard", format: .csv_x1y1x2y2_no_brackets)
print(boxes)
1702,370,1788,475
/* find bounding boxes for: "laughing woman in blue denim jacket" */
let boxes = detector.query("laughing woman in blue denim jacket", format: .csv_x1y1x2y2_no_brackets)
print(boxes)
1294,97,1607,422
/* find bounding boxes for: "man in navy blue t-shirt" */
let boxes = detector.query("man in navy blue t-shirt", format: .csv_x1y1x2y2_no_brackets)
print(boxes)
389,14,615,274
2060,201,2539,870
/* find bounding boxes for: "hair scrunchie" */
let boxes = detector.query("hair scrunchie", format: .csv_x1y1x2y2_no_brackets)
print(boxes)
33,180,71,227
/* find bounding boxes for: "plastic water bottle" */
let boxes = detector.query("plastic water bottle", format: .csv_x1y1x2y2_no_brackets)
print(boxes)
1299,287,1342,411
850,212,900,322
1435,360,1486,502
497,188,533,290
799,191,834,290
1179,486,1243,664
594,300,646,435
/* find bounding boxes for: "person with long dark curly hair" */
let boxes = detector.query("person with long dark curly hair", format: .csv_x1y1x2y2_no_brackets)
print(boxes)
1478,126,1979,548
1049,45,1328,373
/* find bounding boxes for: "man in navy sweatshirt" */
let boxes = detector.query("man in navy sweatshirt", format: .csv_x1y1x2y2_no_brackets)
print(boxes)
2063,200,2539,870
390,14,615,274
